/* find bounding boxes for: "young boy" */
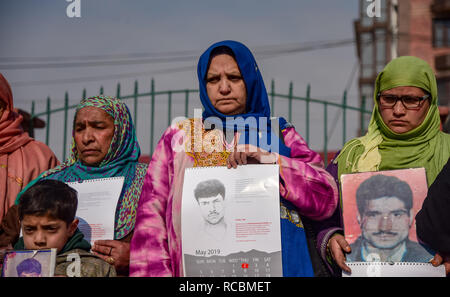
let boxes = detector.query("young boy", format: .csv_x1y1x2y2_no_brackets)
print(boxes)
13,179,116,277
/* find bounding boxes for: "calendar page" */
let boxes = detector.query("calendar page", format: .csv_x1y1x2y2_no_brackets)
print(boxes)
181,164,282,277
66,177,124,246
343,262,445,277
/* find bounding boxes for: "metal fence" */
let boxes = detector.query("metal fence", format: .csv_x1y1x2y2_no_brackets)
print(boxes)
28,79,373,165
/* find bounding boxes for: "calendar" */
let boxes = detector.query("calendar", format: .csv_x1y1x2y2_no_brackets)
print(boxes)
343,262,445,277
66,177,124,245
181,164,282,277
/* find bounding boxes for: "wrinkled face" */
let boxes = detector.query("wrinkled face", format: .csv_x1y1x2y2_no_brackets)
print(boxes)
359,197,413,250
197,194,225,225
206,54,247,116
22,214,78,253
74,106,115,167
378,86,430,134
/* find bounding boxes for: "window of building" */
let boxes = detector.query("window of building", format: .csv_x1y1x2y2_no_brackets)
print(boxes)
375,29,386,73
437,77,450,106
433,19,450,47
361,32,374,78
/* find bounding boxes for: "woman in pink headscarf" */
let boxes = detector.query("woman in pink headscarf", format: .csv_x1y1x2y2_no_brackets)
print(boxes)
0,74,58,245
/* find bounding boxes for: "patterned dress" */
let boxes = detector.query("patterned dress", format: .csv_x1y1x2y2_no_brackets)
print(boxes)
129,119,338,276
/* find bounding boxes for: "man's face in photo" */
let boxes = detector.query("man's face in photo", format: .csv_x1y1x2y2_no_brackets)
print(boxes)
359,196,413,250
197,194,225,225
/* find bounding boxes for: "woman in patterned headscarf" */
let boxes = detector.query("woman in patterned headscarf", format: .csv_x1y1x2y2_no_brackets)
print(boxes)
129,40,338,277
316,56,450,276
14,95,148,276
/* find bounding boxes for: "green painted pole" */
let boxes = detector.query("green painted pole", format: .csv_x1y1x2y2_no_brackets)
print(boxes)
306,84,311,144
168,91,172,127
271,79,275,116
342,90,347,146
150,79,155,154
100,86,104,95
324,102,328,165
360,95,366,136
133,80,138,133
185,90,189,118
63,92,69,161
82,88,87,100
116,82,121,99
30,101,35,138
288,82,293,123
45,96,51,145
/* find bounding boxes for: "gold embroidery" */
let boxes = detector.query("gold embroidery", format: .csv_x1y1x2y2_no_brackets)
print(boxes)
280,202,304,229
178,118,232,168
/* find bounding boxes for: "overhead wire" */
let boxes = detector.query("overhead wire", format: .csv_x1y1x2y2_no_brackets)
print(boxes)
7,39,357,88
0,39,356,70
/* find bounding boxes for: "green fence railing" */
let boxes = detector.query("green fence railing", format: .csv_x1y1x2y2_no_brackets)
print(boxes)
28,79,372,165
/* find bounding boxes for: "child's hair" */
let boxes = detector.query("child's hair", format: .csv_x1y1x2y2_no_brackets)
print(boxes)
18,179,78,226
16,258,42,276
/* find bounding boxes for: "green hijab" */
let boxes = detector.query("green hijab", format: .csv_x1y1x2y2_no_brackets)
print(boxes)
335,56,450,186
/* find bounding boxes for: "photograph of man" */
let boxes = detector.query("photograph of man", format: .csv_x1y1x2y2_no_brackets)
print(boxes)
16,258,42,277
194,179,227,242
347,174,432,262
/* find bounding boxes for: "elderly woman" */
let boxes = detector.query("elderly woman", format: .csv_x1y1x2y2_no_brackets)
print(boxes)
12,95,148,276
317,56,450,275
130,40,338,277
0,74,58,244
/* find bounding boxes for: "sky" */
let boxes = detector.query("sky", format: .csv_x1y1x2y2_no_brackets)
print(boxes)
0,0,362,158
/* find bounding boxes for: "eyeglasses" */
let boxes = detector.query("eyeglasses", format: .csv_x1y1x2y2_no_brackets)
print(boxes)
377,93,430,110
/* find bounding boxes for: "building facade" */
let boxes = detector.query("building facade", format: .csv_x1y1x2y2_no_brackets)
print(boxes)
355,0,450,132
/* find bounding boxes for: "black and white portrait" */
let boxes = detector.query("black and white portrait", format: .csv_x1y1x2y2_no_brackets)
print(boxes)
193,179,227,242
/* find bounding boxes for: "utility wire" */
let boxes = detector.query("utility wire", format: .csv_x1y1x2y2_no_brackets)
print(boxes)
8,39,357,87
0,39,354,63
9,65,195,87
0,39,356,70
9,30,422,88
0,31,429,64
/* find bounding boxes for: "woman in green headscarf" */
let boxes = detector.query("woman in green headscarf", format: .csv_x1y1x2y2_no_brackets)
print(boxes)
315,56,450,275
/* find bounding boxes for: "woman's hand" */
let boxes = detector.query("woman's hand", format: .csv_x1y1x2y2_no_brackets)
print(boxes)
227,144,277,169
92,240,130,274
327,233,352,273
430,252,450,275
